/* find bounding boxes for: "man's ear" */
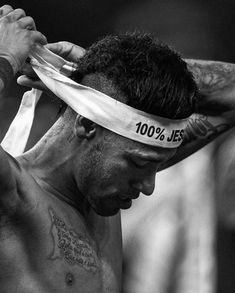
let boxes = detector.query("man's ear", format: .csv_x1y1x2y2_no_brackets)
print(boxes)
74,115,97,139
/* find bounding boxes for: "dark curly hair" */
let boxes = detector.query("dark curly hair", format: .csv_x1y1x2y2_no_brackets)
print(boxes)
71,32,197,119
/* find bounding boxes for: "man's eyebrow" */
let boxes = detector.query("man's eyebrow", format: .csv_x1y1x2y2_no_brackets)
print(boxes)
128,152,164,163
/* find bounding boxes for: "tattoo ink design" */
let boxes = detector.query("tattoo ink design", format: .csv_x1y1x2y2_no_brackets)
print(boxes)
183,114,230,143
48,207,99,274
65,272,74,286
187,60,235,92
67,131,75,143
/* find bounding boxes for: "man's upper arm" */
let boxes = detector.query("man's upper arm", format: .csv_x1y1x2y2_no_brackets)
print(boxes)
0,57,16,191
0,145,16,193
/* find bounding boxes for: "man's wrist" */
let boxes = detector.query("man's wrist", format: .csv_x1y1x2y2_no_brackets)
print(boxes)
0,57,14,92
0,52,19,75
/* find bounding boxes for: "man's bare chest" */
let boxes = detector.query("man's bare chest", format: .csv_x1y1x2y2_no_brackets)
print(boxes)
0,188,122,293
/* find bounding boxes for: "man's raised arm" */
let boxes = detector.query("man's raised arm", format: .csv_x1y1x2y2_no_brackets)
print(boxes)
162,59,235,169
0,4,47,191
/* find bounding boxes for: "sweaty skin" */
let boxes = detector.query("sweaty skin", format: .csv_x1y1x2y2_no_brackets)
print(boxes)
1,4,235,291
2,57,235,292
0,83,175,292
1,63,235,292
0,5,123,293
0,111,175,293
0,154,122,293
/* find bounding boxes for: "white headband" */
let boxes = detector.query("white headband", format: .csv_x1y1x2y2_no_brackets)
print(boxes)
1,45,188,156
31,46,188,148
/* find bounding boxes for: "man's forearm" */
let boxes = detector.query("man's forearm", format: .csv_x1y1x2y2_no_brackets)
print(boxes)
0,57,14,93
161,60,235,170
186,59,235,89
186,59,235,114
186,59,235,137
162,112,233,169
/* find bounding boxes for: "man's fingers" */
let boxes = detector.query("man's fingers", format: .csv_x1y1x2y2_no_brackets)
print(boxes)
45,41,86,61
45,42,63,55
20,62,38,78
0,6,47,72
45,42,73,58
0,5,13,17
17,75,57,99
6,8,26,21
17,75,46,90
71,44,86,59
30,31,47,45
18,16,36,30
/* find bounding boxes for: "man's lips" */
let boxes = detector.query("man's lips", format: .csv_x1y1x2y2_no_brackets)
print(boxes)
118,193,140,200
131,193,140,199
118,197,132,209
115,193,140,209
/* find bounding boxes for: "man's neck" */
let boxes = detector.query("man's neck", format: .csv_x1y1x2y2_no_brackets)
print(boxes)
19,128,88,214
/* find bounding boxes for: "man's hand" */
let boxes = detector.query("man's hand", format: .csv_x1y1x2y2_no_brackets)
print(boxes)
17,41,86,95
46,41,86,62
0,4,47,74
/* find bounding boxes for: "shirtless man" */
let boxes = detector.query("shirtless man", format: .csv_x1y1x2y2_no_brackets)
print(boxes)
1,4,235,293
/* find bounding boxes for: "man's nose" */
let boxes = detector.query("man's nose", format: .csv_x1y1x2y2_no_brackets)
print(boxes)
132,174,156,196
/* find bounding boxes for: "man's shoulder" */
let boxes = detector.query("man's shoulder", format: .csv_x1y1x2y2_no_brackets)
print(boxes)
6,154,35,192
0,155,44,217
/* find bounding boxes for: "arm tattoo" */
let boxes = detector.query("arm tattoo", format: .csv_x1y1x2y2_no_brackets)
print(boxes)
163,60,235,165
182,114,230,145
186,59,235,93
48,207,99,274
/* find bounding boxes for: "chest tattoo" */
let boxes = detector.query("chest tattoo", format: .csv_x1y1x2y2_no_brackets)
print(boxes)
48,207,99,274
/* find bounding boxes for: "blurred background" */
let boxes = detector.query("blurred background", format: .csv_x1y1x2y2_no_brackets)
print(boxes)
1,0,235,292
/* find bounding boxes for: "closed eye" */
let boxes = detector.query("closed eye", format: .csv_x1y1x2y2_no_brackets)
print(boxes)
130,158,149,168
